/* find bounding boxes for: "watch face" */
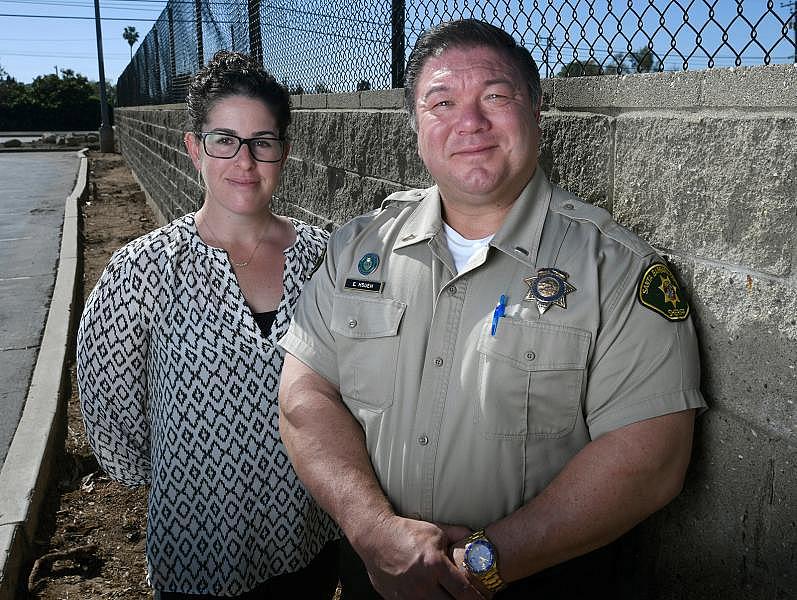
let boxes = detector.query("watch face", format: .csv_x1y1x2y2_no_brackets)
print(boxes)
465,539,495,574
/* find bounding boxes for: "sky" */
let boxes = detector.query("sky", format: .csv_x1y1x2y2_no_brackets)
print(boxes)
0,0,167,83
0,0,794,86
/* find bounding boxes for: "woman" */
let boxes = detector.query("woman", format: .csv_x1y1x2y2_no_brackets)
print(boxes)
77,51,338,598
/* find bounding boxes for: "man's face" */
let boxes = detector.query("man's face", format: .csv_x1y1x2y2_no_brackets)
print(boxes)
414,45,540,209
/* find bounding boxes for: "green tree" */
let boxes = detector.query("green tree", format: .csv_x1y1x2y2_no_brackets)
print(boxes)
630,46,661,73
313,82,330,94
123,26,140,60
0,67,108,130
31,69,95,110
0,77,27,100
92,79,116,106
0,68,29,112
0,73,33,129
557,58,603,77
605,53,629,75
281,78,304,95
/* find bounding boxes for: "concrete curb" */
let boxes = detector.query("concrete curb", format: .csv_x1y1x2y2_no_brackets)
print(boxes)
0,147,93,154
0,149,87,598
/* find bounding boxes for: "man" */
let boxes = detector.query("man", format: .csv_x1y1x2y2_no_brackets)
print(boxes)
278,19,706,599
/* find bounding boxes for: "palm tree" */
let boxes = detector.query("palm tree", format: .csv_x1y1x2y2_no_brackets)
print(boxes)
123,26,140,61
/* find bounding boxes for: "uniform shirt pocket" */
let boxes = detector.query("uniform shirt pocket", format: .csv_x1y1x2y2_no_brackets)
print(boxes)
476,318,591,438
331,293,406,411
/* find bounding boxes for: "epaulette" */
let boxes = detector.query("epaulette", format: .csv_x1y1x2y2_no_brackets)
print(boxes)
550,187,652,258
379,187,431,211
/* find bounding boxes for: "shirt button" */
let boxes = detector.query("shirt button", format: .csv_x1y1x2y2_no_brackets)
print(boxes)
418,435,429,446
348,319,357,328
447,285,457,295
525,351,536,361
433,357,444,367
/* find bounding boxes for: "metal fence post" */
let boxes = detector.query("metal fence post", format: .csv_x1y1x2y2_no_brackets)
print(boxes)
195,0,204,67
142,44,150,102
391,0,405,88
168,7,177,88
115,3,796,104
786,0,797,63
153,28,162,102
248,0,263,65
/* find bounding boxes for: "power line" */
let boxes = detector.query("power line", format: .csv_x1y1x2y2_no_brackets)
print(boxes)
0,36,105,40
0,7,388,28
0,1,388,27
0,50,128,58
0,0,162,8
0,0,165,6
0,12,161,21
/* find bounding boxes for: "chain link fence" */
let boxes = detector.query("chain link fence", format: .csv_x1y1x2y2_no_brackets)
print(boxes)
117,0,796,107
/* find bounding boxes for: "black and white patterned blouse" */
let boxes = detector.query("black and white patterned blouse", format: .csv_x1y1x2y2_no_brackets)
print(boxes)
77,213,339,595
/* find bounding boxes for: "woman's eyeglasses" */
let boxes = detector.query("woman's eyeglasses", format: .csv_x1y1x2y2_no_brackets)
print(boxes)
199,132,285,163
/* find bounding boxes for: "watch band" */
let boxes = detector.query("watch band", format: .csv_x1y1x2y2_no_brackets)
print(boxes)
463,529,508,592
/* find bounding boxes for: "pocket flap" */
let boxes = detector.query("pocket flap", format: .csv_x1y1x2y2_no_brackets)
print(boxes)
331,294,406,338
478,318,591,371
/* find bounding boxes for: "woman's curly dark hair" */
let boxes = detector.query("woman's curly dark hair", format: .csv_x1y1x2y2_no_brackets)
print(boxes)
186,51,291,138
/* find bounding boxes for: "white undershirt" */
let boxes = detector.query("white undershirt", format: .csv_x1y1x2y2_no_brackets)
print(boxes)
442,222,494,273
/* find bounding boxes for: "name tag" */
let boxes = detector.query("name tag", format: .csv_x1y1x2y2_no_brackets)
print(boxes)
344,278,384,293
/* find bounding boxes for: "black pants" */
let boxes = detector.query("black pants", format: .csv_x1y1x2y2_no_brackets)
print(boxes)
337,537,620,599
155,540,339,599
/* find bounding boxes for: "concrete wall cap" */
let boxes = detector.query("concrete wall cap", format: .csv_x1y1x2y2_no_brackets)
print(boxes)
550,64,796,109
360,89,405,109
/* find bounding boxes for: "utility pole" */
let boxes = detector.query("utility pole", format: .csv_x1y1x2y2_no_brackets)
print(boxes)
783,1,797,63
93,0,114,153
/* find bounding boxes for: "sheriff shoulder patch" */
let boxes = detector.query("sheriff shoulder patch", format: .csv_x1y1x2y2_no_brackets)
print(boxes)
637,262,690,321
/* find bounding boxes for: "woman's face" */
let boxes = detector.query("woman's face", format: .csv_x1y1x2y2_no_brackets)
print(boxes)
185,94,288,217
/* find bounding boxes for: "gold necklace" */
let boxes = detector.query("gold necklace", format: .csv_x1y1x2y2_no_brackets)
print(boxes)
200,214,272,268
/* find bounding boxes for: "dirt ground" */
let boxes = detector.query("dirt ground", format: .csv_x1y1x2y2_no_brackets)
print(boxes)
24,152,155,599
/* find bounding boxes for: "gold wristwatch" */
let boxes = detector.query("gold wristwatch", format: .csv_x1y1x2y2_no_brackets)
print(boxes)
462,529,507,592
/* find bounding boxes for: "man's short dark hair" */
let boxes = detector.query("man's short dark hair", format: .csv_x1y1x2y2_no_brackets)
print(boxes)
404,19,541,131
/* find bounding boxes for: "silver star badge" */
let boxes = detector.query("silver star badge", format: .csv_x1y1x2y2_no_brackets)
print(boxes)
524,268,576,315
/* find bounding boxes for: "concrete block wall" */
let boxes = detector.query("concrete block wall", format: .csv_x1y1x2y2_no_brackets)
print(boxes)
535,65,796,600
115,63,796,599
273,90,432,227
115,106,201,224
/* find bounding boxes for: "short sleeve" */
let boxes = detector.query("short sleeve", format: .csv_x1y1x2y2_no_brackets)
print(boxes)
277,228,342,388
77,248,152,486
585,256,707,439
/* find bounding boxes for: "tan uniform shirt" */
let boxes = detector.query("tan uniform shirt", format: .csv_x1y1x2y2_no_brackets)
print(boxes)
280,169,707,529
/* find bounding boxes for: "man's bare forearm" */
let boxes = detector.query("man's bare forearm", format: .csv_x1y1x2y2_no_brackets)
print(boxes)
453,410,696,584
278,354,394,542
279,354,484,599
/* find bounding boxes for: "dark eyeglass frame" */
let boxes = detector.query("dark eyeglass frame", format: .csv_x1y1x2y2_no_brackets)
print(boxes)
198,132,286,163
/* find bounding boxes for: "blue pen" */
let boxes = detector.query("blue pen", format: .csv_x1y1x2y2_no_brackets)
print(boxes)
491,294,507,336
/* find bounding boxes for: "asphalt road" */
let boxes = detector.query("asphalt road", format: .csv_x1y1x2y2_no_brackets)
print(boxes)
0,151,79,465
